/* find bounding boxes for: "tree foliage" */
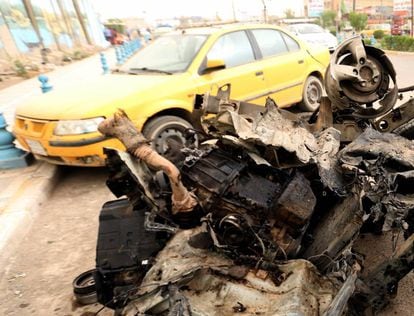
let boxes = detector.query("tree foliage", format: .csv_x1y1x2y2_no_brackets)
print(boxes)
349,12,368,32
382,35,414,51
320,10,336,28
105,18,126,34
373,30,385,39
285,9,295,19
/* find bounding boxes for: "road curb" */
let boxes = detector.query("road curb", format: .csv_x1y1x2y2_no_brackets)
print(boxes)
0,162,60,275
383,49,414,56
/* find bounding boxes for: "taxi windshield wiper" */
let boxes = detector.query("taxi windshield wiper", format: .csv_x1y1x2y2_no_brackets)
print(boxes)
129,67,173,75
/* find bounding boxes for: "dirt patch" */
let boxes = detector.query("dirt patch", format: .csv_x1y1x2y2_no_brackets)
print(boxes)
0,76,26,91
354,233,414,316
0,167,113,316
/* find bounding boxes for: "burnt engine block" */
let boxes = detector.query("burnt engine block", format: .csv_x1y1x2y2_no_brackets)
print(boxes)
181,148,317,257
96,147,318,309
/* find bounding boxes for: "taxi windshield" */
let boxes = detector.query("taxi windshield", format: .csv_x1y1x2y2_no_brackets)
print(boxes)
121,34,207,74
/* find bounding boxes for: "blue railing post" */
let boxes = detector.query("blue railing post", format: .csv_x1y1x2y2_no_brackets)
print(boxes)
129,41,133,56
119,45,126,64
115,46,122,65
100,52,109,74
0,113,32,169
128,41,132,55
123,42,129,58
38,75,53,93
336,33,343,44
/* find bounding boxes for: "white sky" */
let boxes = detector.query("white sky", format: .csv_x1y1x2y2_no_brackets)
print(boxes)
90,0,304,21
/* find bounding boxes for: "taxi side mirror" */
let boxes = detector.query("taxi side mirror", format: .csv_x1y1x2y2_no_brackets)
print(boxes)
202,59,226,74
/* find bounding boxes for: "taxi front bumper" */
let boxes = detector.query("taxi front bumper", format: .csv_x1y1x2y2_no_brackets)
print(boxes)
14,116,124,167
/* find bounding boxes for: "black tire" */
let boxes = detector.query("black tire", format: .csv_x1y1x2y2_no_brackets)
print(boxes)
73,269,96,295
142,115,195,155
74,291,98,305
299,75,324,112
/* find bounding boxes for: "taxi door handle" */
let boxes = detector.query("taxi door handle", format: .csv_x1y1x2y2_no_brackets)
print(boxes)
298,59,304,64
255,71,264,76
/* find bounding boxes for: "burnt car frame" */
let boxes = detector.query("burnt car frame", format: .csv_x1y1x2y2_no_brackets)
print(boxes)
75,37,414,315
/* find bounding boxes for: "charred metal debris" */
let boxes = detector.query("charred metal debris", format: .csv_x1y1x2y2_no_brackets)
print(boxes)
83,38,414,315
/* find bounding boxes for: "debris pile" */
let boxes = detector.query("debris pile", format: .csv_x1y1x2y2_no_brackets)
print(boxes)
81,38,414,315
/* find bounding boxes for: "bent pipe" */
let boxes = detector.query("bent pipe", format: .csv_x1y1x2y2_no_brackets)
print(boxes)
98,110,197,214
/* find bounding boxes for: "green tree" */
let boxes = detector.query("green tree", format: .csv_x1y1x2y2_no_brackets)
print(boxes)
320,10,336,28
349,12,368,32
106,18,126,34
373,30,385,39
340,0,348,15
285,9,295,19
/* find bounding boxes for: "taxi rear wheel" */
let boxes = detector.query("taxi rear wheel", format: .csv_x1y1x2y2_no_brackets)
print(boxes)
142,115,195,155
299,75,323,112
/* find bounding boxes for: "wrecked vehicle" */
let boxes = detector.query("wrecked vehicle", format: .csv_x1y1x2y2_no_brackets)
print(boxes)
75,37,414,315
13,24,329,166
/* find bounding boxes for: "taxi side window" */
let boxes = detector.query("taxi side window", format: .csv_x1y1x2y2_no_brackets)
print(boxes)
207,31,255,68
251,29,288,58
281,32,300,52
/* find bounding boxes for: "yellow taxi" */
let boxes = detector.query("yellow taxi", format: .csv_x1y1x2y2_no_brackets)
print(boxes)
14,24,330,166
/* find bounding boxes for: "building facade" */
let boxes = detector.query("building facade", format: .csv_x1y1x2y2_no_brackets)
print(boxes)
322,0,393,12
0,0,106,59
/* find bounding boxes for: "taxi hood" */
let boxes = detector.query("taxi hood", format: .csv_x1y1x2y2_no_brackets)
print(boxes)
15,73,182,120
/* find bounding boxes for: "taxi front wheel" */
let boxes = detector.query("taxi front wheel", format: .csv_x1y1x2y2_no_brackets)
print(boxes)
142,115,196,155
299,75,323,112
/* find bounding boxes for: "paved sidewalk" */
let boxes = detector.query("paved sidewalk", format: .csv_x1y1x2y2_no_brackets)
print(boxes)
0,161,59,276
0,167,113,316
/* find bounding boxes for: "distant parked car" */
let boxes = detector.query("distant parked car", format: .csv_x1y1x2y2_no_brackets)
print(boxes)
152,24,174,38
13,24,329,166
139,28,152,42
287,23,338,53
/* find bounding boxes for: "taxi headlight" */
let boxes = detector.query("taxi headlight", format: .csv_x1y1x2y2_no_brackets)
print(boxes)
53,117,105,136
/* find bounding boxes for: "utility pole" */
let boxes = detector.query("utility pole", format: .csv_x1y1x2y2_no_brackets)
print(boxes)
57,0,80,46
336,6,342,39
22,0,45,49
72,0,92,45
232,0,237,22
353,0,356,12
411,0,413,37
261,0,267,23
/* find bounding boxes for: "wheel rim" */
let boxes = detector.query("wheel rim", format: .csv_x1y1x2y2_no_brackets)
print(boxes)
153,127,187,154
307,80,322,106
77,275,95,288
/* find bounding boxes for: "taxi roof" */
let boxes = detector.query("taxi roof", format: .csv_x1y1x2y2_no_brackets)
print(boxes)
169,23,283,36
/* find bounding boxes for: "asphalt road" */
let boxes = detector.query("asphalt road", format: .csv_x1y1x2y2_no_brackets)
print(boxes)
388,53,414,89
1,51,414,315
